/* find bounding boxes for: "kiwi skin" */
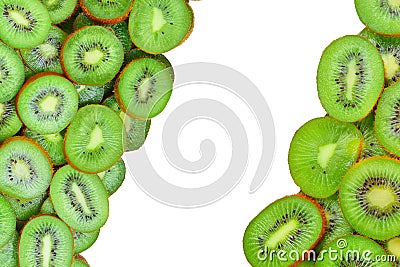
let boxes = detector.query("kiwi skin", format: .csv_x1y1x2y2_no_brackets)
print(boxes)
80,0,133,25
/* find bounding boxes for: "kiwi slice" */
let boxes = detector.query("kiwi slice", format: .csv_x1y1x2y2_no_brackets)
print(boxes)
80,0,133,25
317,35,384,122
72,12,97,31
0,136,52,200
384,237,400,266
128,0,192,54
40,197,56,215
61,25,124,85
376,82,400,156
58,5,81,34
20,26,67,74
0,194,16,249
73,255,90,267
19,215,74,267
24,64,35,80
288,117,362,198
64,104,124,173
360,28,400,87
0,42,25,102
0,230,18,267
73,229,100,254
355,0,400,36
50,165,109,232
0,0,51,49
24,128,67,166
340,157,400,240
75,83,105,107
40,0,78,24
0,99,23,143
97,158,126,196
315,235,391,267
3,192,47,221
115,57,173,119
243,195,326,267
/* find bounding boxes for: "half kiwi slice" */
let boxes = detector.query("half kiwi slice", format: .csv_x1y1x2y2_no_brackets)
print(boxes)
19,215,74,267
16,73,79,135
0,230,18,267
128,0,193,54
80,0,133,25
40,0,78,24
64,104,124,174
317,35,384,122
0,136,52,200
50,165,109,232
0,0,51,49
0,194,16,249
288,117,362,198
0,99,23,143
61,25,124,85
115,57,173,119
340,157,400,240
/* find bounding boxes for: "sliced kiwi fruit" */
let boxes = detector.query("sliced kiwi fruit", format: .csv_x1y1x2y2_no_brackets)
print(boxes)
19,215,74,267
360,28,400,87
0,194,16,249
0,136,52,200
384,237,400,266
340,157,400,240
24,64,36,80
20,26,67,74
355,0,400,36
3,192,47,221
288,117,362,198
61,25,124,85
73,12,97,31
354,111,388,159
80,0,133,25
0,42,25,102
75,83,105,107
73,229,100,254
243,195,326,267
0,230,18,267
317,35,384,122
40,197,56,215
128,0,193,54
315,235,391,266
73,255,90,267
376,82,400,156
0,0,51,49
0,99,23,143
50,165,109,232
297,261,315,267
40,0,78,24
115,57,173,119
64,104,124,174
24,128,67,166
97,158,126,196
58,6,81,34
102,95,122,113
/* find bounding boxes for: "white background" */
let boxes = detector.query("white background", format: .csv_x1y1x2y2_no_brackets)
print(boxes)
85,1,365,266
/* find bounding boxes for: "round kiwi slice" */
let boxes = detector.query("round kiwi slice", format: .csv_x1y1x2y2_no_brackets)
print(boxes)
315,235,391,267
19,215,74,267
0,42,25,103
0,194,16,249
73,255,90,267
80,0,133,25
360,28,400,87
50,165,109,232
0,0,51,49
16,73,79,135
384,237,400,266
61,25,124,85
317,35,384,122
288,117,362,198
115,57,173,119
3,192,47,221
40,197,56,215
340,157,400,240
40,0,78,24
0,99,23,143
64,104,124,174
20,26,67,74
376,82,400,156
97,158,126,196
355,0,400,36
0,136,52,200
75,83,105,107
243,195,326,267
73,229,100,254
0,230,18,267
128,0,192,54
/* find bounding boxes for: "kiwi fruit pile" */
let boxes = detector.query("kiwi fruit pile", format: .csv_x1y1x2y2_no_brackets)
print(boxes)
243,2,400,266
0,0,195,266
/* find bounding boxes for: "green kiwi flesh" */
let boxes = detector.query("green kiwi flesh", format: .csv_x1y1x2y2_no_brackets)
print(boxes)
73,229,100,254
75,83,105,107
40,0,78,24
73,255,90,267
40,197,56,215
97,158,126,196
317,35,384,122
0,230,18,267
0,99,23,143
385,237,400,266
3,192,47,221
81,0,132,24
0,194,16,249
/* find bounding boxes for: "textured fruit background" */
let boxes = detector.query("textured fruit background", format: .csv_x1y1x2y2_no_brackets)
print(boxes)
86,0,363,266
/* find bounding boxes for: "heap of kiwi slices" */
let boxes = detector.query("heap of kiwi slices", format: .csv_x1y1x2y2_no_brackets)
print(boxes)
243,2,400,266
0,0,195,266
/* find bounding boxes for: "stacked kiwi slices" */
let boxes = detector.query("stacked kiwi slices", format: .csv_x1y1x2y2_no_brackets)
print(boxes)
243,2,400,266
0,0,195,266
